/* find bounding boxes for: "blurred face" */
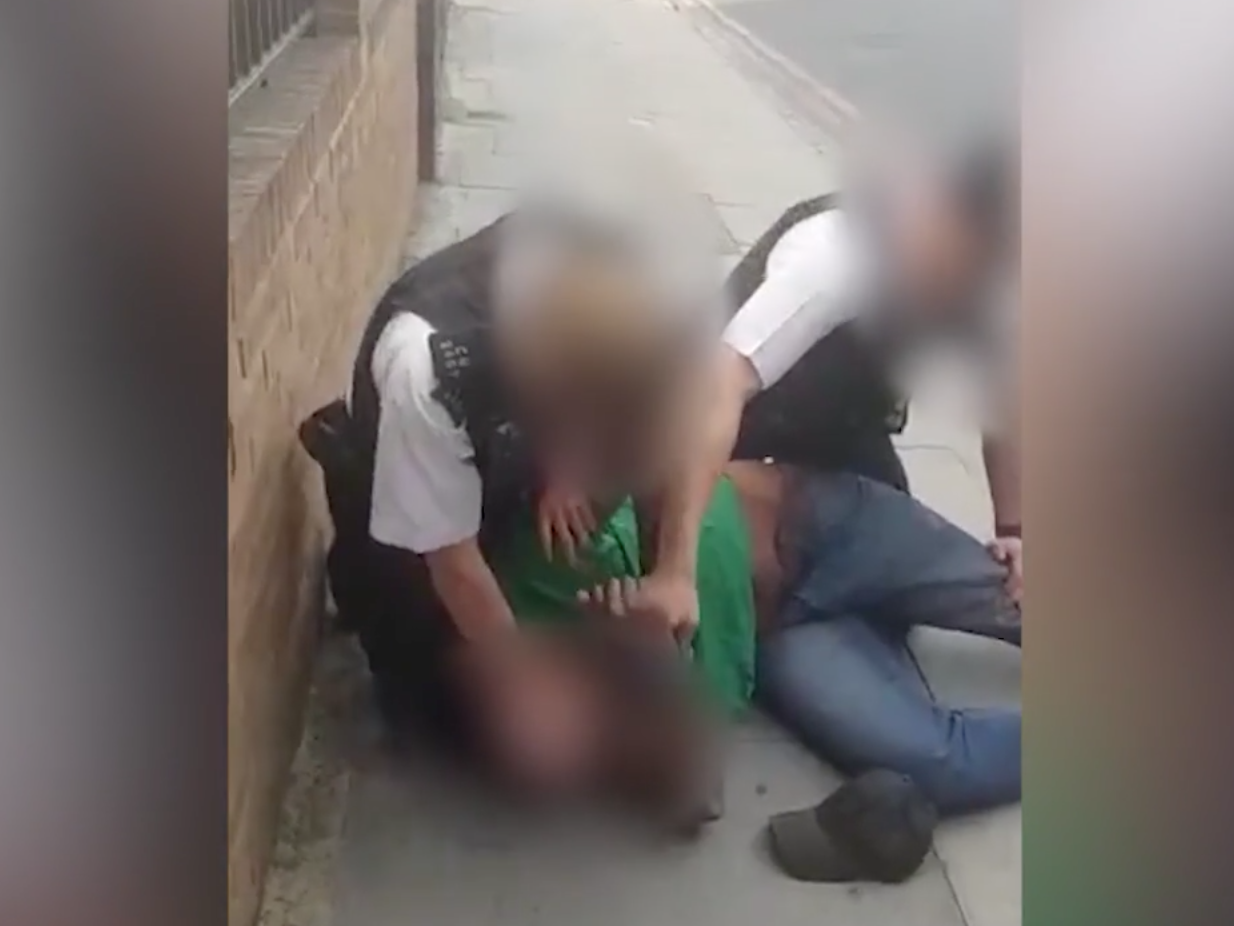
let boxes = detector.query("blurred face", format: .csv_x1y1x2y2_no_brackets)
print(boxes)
879,163,999,325
493,218,720,498
501,320,707,500
454,640,605,797
531,379,695,497
453,632,716,824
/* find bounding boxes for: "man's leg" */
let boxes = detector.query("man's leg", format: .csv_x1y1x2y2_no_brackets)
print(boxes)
787,472,1021,646
756,615,1021,814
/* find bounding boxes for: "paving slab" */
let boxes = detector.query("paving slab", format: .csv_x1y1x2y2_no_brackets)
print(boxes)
898,370,1022,926
713,0,1016,142
442,0,838,227
911,618,1022,926
335,711,966,926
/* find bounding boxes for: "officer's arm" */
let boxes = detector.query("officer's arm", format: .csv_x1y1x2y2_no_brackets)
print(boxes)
649,347,759,580
423,540,518,642
370,368,518,642
650,211,862,578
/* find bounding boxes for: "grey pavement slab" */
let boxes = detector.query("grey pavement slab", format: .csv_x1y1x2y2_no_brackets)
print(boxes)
335,713,966,926
714,0,1017,143
931,805,1022,926
899,382,1022,926
401,185,518,265
441,0,840,234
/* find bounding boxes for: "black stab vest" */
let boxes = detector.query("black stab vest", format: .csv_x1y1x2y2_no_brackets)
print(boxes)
348,199,907,547
726,195,907,471
349,217,536,547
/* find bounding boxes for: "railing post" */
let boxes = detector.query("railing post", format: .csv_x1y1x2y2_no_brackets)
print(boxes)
228,0,319,103
312,0,442,182
416,0,445,182
314,0,362,35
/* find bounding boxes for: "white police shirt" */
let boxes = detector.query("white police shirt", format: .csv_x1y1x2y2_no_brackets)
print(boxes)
366,313,483,554
721,207,1015,434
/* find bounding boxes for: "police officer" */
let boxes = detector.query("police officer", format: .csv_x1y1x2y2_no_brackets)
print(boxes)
621,141,1022,637
301,175,720,757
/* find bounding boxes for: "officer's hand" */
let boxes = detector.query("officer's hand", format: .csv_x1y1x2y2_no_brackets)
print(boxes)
986,536,1023,604
578,572,700,645
537,481,597,566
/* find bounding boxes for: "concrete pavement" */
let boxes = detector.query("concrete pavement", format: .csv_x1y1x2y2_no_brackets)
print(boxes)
257,1,1020,925
711,0,1017,144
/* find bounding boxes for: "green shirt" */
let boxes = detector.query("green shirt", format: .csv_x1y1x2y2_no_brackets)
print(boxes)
488,477,757,715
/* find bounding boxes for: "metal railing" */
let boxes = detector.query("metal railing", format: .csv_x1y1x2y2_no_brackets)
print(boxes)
230,0,316,104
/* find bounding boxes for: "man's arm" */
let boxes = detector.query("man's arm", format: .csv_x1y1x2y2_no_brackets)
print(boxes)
981,275,1021,532
982,431,1023,603
981,345,1022,600
982,433,1020,533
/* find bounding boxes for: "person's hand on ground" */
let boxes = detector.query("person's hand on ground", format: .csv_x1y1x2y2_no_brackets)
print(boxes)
578,571,699,645
986,536,1023,603
537,480,597,565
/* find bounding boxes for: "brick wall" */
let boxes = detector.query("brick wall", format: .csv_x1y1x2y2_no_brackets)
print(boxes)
227,1,420,923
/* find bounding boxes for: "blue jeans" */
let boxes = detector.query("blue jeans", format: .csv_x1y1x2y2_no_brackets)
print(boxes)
756,472,1021,815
